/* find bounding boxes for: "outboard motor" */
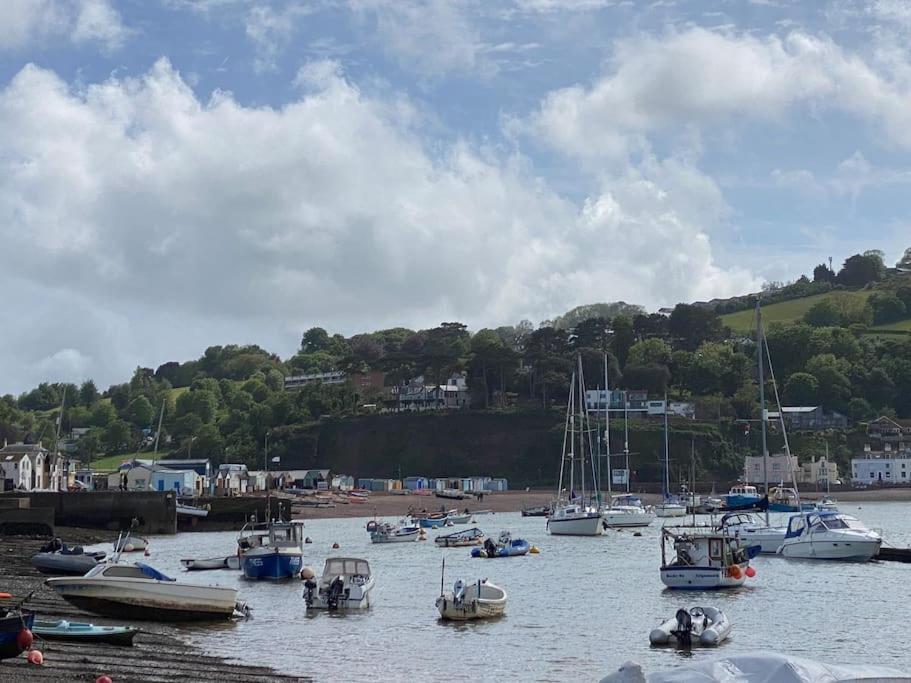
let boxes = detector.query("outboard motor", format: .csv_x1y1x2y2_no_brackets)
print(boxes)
453,579,466,603
302,579,318,606
672,607,694,648
326,576,345,611
484,538,497,557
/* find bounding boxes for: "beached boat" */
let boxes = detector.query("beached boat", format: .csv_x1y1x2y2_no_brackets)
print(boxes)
602,495,654,528
435,489,467,500
33,619,138,646
237,519,305,580
649,606,732,647
181,556,238,571
436,579,507,621
778,511,881,561
660,527,756,590
367,520,421,543
521,505,550,517
0,608,34,660
31,542,106,576
113,535,148,553
435,527,484,547
46,562,246,621
176,502,209,518
717,512,786,554
303,557,374,611
471,531,529,558
768,486,816,513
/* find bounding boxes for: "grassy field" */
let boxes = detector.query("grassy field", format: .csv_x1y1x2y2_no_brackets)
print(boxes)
88,451,152,472
720,290,874,333
871,318,911,332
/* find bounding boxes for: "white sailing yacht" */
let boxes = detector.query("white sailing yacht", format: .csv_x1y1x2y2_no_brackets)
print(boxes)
654,400,686,518
600,354,654,528
547,356,604,536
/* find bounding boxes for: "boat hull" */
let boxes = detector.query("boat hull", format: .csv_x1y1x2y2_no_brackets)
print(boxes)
45,578,239,621
0,611,34,660
31,552,99,576
419,517,448,529
649,608,731,647
436,596,506,620
242,548,303,580
371,531,420,543
547,513,604,536
733,528,786,554
660,565,747,590
33,620,138,646
778,538,881,562
603,509,654,528
654,505,687,518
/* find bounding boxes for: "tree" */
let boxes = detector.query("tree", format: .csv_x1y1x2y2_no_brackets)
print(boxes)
524,326,571,407
668,304,724,352
813,263,836,283
621,365,670,395
572,317,611,351
836,253,884,287
301,327,331,353
686,342,749,396
867,292,907,325
76,429,103,462
806,354,852,410
609,315,636,367
125,396,155,428
176,389,219,424
784,372,819,405
897,247,911,270
90,401,117,428
803,299,842,327
103,420,132,454
731,382,759,419
847,397,873,421
192,423,224,459
79,380,100,405
627,339,672,368
107,384,131,411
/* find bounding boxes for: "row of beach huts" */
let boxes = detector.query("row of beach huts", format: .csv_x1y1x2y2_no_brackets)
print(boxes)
354,476,508,493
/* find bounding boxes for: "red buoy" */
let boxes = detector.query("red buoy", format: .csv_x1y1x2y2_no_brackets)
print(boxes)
16,629,33,650
745,566,757,578
96,676,113,683
27,649,43,665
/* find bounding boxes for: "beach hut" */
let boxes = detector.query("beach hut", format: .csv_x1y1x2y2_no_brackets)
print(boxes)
403,476,429,491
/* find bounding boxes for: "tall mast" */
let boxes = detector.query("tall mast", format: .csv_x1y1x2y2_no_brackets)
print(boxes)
53,386,66,491
578,354,586,502
153,399,165,455
663,391,670,498
756,300,770,526
603,353,612,504
556,374,574,500
265,431,271,522
624,390,630,493
568,374,576,499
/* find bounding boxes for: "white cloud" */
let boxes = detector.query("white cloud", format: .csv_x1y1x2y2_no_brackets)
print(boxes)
523,26,911,159
0,0,129,51
245,3,313,73
0,59,755,392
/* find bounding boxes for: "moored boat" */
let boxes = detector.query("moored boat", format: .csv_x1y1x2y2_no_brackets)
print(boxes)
521,505,550,517
237,519,305,580
649,606,731,647
654,496,687,518
724,484,762,510
367,520,421,543
0,609,34,660
303,557,374,610
113,535,148,553
436,579,507,621
660,526,756,590
46,562,246,621
181,556,237,571
419,512,451,529
717,512,786,554
777,511,881,561
471,531,529,558
33,619,138,646
435,527,484,547
602,495,654,528
176,502,209,518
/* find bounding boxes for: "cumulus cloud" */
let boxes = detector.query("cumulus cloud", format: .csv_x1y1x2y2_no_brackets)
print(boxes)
0,59,754,392
523,27,911,159
0,0,129,51
245,2,313,73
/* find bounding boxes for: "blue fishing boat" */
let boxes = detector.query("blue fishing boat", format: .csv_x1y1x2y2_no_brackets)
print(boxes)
724,484,762,509
0,609,34,660
237,519,305,580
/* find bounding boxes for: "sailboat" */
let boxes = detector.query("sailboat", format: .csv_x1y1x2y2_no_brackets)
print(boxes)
546,356,604,536
600,354,654,528
654,398,686,518
817,443,838,511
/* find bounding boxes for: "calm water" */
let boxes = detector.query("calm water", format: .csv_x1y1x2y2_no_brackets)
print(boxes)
97,502,911,681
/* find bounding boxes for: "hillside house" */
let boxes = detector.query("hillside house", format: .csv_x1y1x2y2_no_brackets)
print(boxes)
743,454,799,484
852,445,911,483
284,371,347,390
867,416,911,446
0,443,66,490
765,406,848,430
394,374,471,412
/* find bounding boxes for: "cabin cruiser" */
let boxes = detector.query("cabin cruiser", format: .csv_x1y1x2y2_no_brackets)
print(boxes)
717,512,786,554
367,520,421,543
725,484,762,509
649,606,731,647
303,557,374,610
237,519,305,580
777,512,881,561
436,579,507,621
46,562,246,621
602,495,654,528
660,527,756,590
547,502,604,536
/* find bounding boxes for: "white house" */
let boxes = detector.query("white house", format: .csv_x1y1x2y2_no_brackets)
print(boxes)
107,464,158,491
743,453,799,484
150,468,198,495
852,446,911,483
798,456,839,485
0,451,32,490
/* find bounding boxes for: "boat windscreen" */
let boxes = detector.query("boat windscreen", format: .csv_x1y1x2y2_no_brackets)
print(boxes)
325,558,370,576
135,562,176,582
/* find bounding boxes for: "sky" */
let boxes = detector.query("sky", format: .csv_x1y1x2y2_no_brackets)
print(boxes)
1,0,910,395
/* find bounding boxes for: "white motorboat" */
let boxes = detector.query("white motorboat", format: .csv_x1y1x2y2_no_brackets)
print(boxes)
177,502,209,518
446,512,472,524
654,498,687,518
367,520,421,543
303,557,374,610
547,357,604,537
777,511,881,561
660,527,755,590
602,495,654,528
435,527,484,547
649,606,731,647
817,495,838,511
717,512,786,554
46,562,246,621
436,578,507,621
599,652,911,683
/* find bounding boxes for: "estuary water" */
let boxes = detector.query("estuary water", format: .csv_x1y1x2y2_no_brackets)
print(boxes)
113,502,911,681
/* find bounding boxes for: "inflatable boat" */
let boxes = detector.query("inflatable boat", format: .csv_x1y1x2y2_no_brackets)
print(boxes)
470,531,529,558
649,606,731,647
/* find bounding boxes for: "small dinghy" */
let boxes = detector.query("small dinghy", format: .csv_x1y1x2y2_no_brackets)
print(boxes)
181,557,236,571
113,535,148,553
435,527,484,547
436,578,507,621
31,539,106,576
649,607,731,647
33,619,138,646
367,520,421,543
471,531,529,558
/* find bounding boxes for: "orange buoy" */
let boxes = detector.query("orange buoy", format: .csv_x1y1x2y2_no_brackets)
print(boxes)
27,649,43,665
729,565,742,579
0,593,11,599
17,629,33,649
745,566,757,578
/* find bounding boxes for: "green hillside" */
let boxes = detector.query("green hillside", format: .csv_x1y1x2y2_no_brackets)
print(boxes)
720,290,874,333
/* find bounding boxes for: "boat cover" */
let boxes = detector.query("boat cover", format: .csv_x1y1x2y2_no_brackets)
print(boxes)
136,563,175,582
600,652,911,683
